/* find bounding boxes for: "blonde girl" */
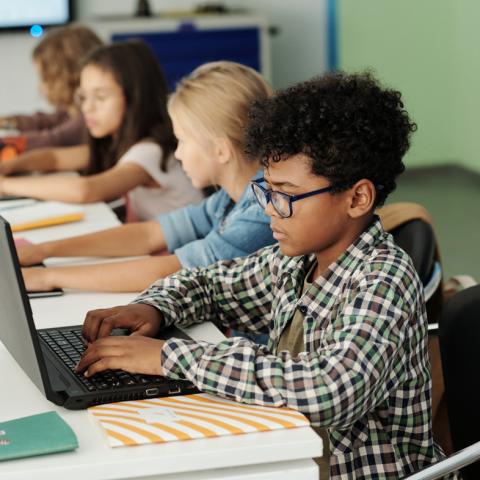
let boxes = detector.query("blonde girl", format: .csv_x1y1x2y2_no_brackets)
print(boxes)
17,61,275,293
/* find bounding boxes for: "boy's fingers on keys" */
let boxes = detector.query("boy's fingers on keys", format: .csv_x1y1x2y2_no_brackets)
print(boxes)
96,312,129,339
82,307,118,342
75,342,119,374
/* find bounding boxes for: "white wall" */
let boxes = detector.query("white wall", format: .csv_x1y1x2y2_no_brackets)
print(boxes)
225,0,328,89
0,33,49,116
0,0,327,116
78,0,328,89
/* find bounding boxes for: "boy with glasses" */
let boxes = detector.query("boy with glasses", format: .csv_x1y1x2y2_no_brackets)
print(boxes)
77,71,450,479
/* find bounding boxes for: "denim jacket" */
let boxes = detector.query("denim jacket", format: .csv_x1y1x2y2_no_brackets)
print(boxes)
156,170,274,268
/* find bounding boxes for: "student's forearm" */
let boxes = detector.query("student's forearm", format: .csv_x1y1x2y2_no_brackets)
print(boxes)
0,174,91,202
38,221,166,259
135,250,273,332
39,255,182,292
160,331,392,427
0,146,87,175
0,148,57,175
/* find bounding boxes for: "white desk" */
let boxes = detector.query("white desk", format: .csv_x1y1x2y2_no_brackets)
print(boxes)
1,202,322,479
16,201,120,244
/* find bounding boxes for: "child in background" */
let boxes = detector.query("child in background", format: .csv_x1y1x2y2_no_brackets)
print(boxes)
0,24,102,152
16,62,275,293
0,40,202,221
76,72,452,479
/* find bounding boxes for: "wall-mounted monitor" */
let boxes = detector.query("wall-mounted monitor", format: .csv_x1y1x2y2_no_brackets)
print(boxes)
0,0,72,32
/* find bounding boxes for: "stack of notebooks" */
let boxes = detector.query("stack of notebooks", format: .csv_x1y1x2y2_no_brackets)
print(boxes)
0,200,84,232
88,393,310,447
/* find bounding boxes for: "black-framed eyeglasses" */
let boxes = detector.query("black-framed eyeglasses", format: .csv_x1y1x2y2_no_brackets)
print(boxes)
250,177,336,218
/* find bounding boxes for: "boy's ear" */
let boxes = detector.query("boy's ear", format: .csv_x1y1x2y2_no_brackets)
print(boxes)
213,137,234,165
347,179,376,218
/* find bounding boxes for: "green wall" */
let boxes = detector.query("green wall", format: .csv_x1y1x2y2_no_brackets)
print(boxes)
453,2,480,173
338,0,480,173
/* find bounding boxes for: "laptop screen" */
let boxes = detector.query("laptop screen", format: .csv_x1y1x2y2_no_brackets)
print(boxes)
0,216,198,409
0,216,48,397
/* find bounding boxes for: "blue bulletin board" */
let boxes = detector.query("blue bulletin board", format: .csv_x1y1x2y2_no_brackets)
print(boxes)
112,25,261,91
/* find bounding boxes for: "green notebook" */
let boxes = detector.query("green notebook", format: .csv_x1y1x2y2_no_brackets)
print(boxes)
0,411,78,462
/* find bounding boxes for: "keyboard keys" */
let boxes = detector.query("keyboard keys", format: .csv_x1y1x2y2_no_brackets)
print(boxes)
40,328,167,393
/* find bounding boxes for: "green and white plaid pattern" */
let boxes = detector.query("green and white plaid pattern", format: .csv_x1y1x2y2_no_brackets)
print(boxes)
135,217,451,479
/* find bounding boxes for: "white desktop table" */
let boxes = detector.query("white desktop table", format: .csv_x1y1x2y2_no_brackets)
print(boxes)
0,202,322,479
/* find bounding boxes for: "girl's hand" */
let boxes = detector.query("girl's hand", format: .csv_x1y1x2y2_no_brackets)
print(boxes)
16,243,46,266
22,267,54,292
75,336,165,377
82,304,164,343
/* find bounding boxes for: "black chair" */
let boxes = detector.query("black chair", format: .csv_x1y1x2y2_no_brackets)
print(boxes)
391,219,442,327
107,198,127,223
391,219,436,286
402,285,480,479
439,285,480,479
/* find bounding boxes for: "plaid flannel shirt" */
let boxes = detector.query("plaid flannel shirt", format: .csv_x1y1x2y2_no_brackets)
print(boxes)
134,217,449,479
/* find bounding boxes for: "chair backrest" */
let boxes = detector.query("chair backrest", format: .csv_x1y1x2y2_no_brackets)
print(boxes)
391,218,443,326
439,284,480,480
391,219,436,285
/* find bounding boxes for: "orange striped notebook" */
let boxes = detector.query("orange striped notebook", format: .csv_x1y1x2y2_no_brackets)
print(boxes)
88,393,310,447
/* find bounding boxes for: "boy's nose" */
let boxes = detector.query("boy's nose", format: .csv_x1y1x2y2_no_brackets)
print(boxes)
264,200,277,218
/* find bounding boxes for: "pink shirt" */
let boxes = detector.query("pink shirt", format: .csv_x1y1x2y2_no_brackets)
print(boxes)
118,141,203,221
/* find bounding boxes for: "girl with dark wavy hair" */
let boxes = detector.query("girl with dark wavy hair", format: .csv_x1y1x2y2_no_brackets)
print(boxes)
0,40,202,221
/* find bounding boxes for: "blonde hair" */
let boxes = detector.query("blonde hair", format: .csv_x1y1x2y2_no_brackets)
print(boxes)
33,24,103,110
168,61,272,161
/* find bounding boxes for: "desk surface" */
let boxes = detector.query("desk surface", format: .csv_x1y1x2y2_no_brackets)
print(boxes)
0,344,321,480
1,202,322,480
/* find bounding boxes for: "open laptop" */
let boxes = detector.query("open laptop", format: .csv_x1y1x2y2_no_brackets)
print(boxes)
0,215,197,410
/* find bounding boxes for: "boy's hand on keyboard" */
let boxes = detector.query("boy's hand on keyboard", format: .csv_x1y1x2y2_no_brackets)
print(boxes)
75,336,165,377
82,304,164,343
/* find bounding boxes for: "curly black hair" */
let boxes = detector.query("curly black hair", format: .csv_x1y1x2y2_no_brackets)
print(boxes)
244,70,417,206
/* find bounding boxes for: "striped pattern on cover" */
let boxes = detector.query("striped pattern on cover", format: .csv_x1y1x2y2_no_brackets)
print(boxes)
88,393,310,447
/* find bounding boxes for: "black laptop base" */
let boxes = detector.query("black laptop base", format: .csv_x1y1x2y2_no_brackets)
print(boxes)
38,325,198,410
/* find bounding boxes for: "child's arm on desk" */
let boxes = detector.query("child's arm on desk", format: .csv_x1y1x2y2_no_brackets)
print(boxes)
22,254,182,292
0,162,152,203
16,220,164,266
0,145,88,175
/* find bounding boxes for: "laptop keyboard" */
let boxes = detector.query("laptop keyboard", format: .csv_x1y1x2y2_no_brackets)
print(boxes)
39,328,167,392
